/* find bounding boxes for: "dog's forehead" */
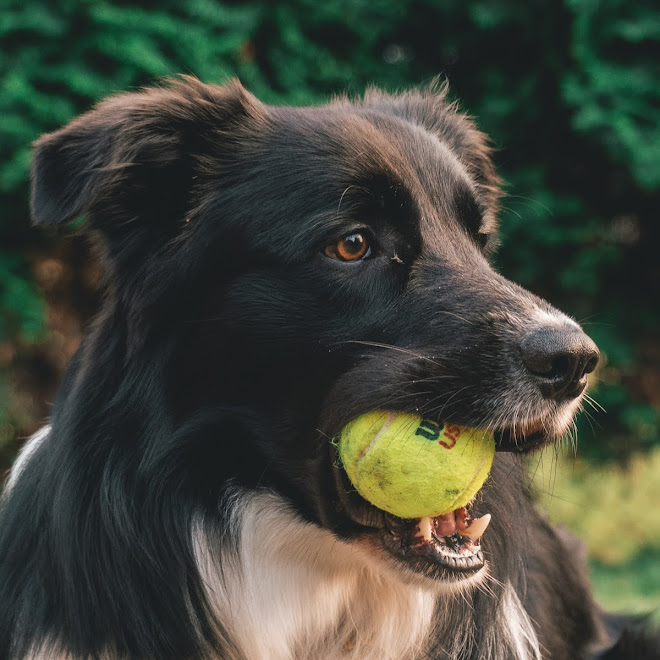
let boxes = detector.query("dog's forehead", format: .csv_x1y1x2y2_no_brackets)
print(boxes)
258,104,487,258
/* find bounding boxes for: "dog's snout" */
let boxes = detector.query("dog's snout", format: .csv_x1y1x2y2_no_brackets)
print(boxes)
520,325,599,400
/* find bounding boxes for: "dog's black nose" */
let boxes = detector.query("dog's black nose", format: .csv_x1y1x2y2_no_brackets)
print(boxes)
520,325,599,400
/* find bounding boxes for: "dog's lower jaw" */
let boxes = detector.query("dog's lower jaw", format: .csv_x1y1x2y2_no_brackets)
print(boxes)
194,489,541,660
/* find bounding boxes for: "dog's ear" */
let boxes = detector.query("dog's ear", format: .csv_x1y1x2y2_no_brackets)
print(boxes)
31,77,263,241
362,84,502,218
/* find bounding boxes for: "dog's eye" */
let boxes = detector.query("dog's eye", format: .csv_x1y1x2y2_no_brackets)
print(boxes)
324,232,372,262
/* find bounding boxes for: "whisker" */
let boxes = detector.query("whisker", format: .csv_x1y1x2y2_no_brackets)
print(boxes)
336,185,353,215
432,310,476,326
424,386,474,420
337,340,441,366
502,193,553,217
499,204,523,221
582,393,606,414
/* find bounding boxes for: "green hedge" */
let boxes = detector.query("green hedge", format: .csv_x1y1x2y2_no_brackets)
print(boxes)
1,0,659,461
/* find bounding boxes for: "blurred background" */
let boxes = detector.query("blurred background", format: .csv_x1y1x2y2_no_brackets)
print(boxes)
1,0,659,619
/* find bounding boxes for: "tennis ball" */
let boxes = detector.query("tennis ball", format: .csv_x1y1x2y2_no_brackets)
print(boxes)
337,411,494,519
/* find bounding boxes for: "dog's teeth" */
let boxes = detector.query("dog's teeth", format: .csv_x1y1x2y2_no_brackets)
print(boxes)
416,516,434,542
461,513,491,541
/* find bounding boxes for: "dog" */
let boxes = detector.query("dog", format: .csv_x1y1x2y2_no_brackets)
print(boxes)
1,77,657,659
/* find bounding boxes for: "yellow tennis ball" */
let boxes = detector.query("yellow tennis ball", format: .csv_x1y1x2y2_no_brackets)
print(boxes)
337,411,495,519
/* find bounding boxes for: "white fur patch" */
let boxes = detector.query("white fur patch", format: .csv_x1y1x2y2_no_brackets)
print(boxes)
25,644,67,660
194,490,541,660
531,307,580,331
194,490,437,660
498,584,542,660
3,425,50,494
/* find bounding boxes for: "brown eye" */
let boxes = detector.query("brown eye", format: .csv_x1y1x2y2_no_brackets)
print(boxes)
324,232,371,261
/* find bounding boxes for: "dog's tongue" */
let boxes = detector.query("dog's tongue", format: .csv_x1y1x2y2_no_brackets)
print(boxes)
417,507,492,541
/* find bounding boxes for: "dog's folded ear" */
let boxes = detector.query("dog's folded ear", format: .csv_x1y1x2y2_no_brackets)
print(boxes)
362,84,502,221
30,77,263,239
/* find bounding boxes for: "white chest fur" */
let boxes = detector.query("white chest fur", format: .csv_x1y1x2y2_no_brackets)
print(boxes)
194,491,541,660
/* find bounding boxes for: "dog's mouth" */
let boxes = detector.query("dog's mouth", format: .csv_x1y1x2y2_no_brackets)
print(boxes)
494,418,547,452
331,447,491,581
380,506,491,577
331,415,555,581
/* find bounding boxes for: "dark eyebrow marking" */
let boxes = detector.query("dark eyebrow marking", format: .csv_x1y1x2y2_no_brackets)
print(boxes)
453,185,485,235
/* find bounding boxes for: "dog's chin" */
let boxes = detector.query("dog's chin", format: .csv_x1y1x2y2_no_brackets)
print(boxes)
378,508,490,584
494,421,551,453
357,527,490,591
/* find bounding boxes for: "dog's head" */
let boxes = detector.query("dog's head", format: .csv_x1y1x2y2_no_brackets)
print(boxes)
31,78,598,586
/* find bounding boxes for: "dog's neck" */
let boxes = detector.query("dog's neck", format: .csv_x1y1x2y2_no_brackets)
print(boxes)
194,491,541,660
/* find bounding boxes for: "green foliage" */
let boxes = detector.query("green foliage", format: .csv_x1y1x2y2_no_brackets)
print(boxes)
535,445,660,617
533,446,660,564
590,553,660,624
564,0,660,189
0,255,45,343
1,0,659,461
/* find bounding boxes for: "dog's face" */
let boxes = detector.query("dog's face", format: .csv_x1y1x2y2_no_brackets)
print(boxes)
32,79,598,587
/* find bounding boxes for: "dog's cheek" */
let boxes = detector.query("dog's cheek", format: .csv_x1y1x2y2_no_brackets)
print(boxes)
218,264,398,342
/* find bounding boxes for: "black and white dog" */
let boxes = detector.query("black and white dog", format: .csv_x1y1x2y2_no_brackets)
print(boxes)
1,78,657,659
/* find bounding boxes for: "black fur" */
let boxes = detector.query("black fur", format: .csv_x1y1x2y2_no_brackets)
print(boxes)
1,78,657,659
